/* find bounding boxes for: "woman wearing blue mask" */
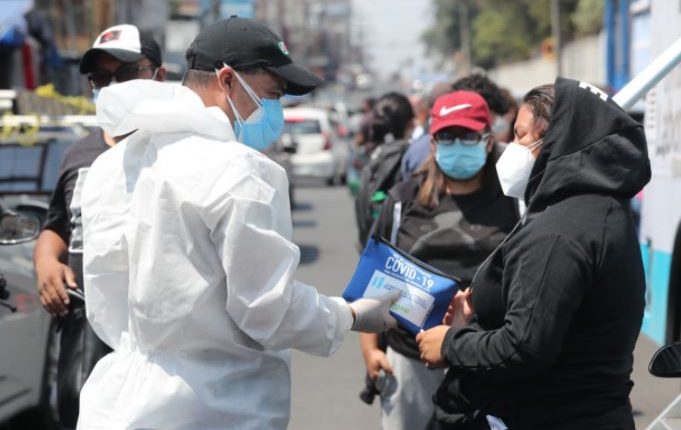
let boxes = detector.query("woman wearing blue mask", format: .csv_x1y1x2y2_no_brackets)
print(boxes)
359,91,519,430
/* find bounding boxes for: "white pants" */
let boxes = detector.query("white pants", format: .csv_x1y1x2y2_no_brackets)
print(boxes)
378,347,445,430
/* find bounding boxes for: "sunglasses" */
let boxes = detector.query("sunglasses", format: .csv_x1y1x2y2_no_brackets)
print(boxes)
87,64,158,89
433,131,489,146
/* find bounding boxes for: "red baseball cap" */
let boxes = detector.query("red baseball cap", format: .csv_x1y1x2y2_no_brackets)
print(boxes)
429,91,491,135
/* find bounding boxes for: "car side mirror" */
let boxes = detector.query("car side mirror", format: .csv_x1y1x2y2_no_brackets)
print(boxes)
0,212,40,245
649,341,681,377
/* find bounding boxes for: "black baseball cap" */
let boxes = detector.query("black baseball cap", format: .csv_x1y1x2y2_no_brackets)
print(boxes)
80,24,163,74
186,16,322,96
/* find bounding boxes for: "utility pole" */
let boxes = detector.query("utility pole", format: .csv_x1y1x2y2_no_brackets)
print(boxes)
459,0,471,75
278,0,286,42
551,0,562,76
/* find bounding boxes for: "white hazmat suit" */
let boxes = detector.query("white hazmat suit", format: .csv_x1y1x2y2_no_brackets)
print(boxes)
77,80,354,429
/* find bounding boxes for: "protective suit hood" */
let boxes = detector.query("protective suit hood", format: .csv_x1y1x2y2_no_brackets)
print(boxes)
96,79,234,141
525,77,651,212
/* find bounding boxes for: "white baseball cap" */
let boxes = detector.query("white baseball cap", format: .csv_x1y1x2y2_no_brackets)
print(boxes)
80,24,162,74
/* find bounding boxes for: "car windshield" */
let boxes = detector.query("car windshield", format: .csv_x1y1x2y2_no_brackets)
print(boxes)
0,141,70,194
284,119,322,135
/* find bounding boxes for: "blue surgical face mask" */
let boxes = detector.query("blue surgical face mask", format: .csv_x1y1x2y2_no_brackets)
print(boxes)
92,88,100,105
436,139,488,180
218,65,284,151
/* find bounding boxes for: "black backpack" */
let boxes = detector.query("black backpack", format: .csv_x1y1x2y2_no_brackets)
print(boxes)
354,140,410,247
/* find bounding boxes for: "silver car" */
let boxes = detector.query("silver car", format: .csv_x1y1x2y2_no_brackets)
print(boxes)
0,201,59,429
0,121,89,428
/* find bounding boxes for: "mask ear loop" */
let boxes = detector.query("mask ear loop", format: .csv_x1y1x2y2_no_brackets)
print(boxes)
224,62,263,109
226,96,244,124
215,65,245,137
528,138,544,150
524,138,548,211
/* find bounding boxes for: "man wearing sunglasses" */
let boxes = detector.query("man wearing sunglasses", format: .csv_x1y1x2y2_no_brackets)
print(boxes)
32,23,164,430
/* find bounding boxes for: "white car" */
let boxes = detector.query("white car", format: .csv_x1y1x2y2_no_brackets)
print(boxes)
283,107,348,185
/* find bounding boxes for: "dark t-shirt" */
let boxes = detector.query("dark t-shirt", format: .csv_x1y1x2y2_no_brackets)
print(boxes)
374,175,518,359
43,129,109,287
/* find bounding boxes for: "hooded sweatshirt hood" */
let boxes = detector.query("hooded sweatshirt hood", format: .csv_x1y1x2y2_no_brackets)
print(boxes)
525,77,650,212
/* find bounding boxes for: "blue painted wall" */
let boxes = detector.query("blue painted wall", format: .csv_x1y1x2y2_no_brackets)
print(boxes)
641,243,672,345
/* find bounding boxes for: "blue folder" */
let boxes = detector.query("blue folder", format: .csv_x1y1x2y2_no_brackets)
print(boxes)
343,235,460,334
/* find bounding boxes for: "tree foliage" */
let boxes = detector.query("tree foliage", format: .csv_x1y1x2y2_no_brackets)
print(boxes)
423,0,593,69
572,0,605,37
472,2,535,69
422,0,469,60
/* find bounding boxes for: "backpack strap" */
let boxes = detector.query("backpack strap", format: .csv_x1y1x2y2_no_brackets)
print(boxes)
390,201,402,245
386,177,421,246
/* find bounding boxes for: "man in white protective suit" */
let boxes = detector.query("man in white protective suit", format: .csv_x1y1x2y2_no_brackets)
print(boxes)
76,17,399,430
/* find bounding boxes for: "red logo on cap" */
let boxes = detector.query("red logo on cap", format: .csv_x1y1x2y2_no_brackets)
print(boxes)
99,30,121,44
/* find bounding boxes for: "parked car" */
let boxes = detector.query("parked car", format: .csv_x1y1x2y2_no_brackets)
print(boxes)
263,134,297,207
0,198,58,429
283,107,349,185
0,117,95,428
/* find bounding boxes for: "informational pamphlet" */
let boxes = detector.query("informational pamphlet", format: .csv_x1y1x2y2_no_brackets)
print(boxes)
344,235,460,334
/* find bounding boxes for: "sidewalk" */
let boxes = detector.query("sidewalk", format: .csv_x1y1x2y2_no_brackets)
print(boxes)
632,334,681,428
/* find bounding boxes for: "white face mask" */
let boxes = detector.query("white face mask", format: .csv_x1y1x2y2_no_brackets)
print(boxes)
495,139,543,199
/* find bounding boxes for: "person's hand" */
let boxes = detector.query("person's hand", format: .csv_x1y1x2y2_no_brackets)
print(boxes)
443,288,473,328
362,347,394,380
36,258,77,316
349,290,401,333
416,325,450,368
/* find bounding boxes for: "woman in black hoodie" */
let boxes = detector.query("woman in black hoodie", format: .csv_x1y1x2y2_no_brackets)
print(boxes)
416,77,650,430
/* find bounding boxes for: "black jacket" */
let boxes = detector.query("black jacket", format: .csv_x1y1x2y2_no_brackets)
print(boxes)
374,149,518,360
431,77,651,430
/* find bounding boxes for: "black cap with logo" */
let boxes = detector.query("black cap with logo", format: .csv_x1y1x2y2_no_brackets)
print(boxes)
186,16,322,95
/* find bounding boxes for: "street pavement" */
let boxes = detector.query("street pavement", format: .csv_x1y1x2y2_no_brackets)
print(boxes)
289,182,681,430
289,181,381,429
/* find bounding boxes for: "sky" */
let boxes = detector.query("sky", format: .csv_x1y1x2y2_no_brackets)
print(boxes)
351,0,438,81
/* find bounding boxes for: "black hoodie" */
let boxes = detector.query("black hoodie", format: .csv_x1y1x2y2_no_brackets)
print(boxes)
430,77,651,430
